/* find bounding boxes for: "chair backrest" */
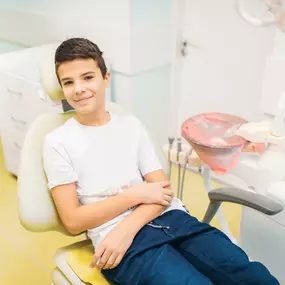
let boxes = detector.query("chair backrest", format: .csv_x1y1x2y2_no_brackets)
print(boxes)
17,49,168,236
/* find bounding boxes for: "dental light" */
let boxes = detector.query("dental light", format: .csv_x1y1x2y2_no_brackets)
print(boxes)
236,0,285,32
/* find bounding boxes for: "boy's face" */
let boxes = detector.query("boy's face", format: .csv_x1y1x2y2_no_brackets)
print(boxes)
57,58,110,115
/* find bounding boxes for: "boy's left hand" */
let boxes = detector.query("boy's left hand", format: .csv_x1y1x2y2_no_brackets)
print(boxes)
90,225,135,270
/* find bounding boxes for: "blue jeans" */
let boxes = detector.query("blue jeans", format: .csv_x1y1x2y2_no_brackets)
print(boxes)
102,210,279,285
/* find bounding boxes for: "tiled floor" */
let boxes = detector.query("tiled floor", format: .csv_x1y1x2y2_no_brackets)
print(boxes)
0,140,241,284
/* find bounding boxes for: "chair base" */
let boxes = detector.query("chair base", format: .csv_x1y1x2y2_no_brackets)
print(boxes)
53,240,91,285
52,267,73,285
52,239,111,285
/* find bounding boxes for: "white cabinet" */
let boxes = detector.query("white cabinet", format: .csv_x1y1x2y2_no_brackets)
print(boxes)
1,129,25,177
0,44,62,176
0,70,62,176
0,43,112,176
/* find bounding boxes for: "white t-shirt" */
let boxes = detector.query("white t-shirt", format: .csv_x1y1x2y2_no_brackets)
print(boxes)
43,112,186,248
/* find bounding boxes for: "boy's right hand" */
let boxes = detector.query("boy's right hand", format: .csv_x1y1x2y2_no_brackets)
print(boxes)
127,181,174,206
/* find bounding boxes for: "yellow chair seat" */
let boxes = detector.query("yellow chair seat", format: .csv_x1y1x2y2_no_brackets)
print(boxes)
65,241,112,285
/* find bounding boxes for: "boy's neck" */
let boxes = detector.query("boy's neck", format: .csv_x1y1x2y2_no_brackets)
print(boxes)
75,109,110,127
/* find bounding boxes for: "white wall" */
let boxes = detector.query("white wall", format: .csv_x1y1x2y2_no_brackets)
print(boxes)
261,30,285,119
0,0,175,145
0,0,131,73
175,0,276,136
1,0,277,144
273,30,285,56
0,0,132,118
128,0,173,144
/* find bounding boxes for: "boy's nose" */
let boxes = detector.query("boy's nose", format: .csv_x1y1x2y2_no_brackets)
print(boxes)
74,81,85,94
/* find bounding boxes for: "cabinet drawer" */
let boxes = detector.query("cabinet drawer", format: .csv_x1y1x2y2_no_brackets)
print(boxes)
1,130,25,176
3,112,36,135
3,150,19,176
6,101,63,135
0,71,31,114
0,70,58,127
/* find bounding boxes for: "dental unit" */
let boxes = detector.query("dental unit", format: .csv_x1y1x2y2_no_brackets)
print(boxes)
163,90,285,281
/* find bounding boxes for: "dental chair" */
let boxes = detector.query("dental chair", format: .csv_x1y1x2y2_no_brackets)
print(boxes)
17,59,283,285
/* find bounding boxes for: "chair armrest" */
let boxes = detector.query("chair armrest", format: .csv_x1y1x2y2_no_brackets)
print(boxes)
209,187,283,215
202,187,283,224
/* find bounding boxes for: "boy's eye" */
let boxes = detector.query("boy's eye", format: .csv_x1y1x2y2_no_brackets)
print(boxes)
84,76,94,80
63,81,73,86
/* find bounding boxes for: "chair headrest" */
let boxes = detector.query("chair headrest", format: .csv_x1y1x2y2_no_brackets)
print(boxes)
40,48,65,101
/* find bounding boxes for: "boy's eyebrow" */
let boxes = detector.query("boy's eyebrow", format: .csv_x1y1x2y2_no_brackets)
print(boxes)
81,71,95,77
61,77,72,82
61,72,95,82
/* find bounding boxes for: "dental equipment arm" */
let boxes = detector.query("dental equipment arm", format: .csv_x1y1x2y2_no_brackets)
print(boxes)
203,187,283,224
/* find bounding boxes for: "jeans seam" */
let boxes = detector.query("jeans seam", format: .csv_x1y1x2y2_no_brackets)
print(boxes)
180,245,244,285
162,229,174,238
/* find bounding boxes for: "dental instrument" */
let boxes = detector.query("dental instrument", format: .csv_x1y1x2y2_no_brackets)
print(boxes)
168,136,175,180
179,147,193,201
162,143,202,201
176,137,182,198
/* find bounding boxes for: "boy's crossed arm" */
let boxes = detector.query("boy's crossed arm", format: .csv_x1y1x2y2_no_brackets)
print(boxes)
90,169,173,270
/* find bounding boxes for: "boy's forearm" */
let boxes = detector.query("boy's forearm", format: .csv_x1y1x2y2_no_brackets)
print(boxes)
116,170,170,236
70,169,170,235
68,191,140,234
115,203,166,236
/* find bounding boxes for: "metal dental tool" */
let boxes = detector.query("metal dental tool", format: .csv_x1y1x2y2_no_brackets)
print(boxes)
180,147,193,201
168,136,175,180
176,137,182,198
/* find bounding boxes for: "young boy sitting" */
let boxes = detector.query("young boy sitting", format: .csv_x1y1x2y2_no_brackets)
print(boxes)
43,38,279,285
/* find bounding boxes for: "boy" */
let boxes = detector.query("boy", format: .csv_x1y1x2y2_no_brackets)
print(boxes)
43,38,279,284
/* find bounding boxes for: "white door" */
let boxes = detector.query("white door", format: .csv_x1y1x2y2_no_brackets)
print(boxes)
172,0,275,137
170,0,277,247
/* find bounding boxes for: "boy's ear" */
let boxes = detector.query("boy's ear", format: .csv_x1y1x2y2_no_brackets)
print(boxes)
104,72,111,87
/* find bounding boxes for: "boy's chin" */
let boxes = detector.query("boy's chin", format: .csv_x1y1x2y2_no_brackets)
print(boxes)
76,105,97,115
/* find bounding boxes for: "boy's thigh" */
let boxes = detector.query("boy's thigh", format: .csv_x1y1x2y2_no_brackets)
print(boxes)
102,244,213,285
177,227,279,285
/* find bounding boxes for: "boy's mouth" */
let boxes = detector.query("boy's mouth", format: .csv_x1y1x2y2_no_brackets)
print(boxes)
75,96,93,103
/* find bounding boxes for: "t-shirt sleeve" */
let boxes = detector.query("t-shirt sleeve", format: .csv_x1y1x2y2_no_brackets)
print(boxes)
137,120,163,176
43,136,78,190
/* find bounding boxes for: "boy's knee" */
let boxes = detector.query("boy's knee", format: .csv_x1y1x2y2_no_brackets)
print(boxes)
245,262,279,285
257,273,279,285
255,275,279,285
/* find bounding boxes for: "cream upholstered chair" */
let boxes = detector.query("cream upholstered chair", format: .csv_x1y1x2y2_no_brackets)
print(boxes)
17,55,283,285
16,56,169,285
